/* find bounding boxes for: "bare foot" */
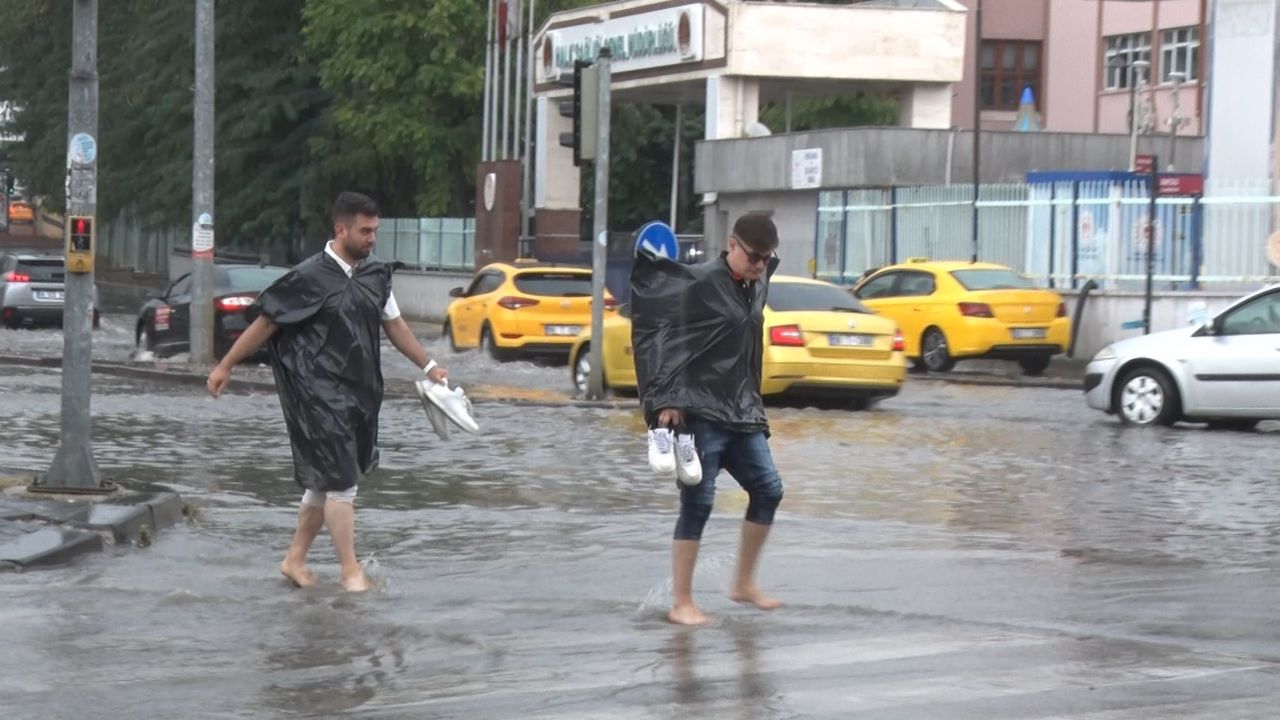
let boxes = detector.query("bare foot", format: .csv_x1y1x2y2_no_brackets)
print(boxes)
340,571,371,593
279,560,316,588
667,603,712,626
729,587,783,611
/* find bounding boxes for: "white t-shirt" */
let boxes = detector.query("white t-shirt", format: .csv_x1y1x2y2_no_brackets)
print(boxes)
324,241,401,321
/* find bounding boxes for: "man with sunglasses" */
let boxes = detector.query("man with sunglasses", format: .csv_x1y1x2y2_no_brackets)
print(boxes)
631,211,785,626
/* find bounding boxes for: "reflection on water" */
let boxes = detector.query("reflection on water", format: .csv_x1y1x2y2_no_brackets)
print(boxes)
1,367,1278,718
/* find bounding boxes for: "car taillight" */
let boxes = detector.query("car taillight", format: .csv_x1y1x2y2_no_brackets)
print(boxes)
603,297,620,310
958,302,994,318
892,328,905,352
497,296,540,310
215,295,255,312
769,324,804,346
1057,302,1067,318
3,271,31,283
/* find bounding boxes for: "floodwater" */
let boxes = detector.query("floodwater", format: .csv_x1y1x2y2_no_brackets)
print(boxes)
1,346,1278,718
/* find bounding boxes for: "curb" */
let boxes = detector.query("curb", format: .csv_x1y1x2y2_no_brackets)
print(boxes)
0,471,186,570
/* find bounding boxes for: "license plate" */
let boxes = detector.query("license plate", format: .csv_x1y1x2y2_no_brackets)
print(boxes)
829,333,875,347
1012,328,1047,339
545,325,582,337
34,290,64,302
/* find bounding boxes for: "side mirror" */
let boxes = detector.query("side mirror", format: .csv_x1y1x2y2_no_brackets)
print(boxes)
448,287,464,298
1210,316,1225,335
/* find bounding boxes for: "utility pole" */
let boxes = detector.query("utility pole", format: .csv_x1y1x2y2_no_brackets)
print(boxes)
190,0,215,364
40,0,106,491
587,47,611,401
970,0,982,263
520,0,536,239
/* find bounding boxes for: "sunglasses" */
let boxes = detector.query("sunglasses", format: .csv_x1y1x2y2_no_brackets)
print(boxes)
732,237,775,265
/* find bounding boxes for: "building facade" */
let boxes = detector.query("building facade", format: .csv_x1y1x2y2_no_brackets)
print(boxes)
950,0,1208,168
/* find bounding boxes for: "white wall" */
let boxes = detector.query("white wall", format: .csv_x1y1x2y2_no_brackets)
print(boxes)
1206,0,1279,182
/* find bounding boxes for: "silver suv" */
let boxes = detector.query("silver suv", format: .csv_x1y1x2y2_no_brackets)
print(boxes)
0,251,101,329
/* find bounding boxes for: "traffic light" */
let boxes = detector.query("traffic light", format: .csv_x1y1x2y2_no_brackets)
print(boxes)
557,60,598,166
66,215,95,273
70,217,93,251
3,172,12,195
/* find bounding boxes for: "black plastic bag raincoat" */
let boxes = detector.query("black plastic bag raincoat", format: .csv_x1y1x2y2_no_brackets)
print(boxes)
251,251,393,493
630,250,779,433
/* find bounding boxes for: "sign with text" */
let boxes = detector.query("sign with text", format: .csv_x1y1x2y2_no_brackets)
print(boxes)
541,4,704,78
791,148,823,190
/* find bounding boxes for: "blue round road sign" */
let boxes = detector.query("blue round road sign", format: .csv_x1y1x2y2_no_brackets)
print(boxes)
634,221,678,260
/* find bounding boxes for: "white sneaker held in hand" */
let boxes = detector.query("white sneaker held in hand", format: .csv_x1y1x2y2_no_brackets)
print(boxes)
647,428,676,474
675,433,702,486
415,377,480,437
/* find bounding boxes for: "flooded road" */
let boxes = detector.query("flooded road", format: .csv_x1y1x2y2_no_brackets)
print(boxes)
1,332,1279,717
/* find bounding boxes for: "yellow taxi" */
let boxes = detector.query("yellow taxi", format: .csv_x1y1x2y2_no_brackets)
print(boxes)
443,262,618,360
7,200,34,224
568,275,907,408
851,259,1071,375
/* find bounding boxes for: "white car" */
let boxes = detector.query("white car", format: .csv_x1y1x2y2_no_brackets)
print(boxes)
1084,284,1280,428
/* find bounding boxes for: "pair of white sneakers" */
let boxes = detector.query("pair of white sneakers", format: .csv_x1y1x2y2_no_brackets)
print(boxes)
648,428,702,486
414,377,480,440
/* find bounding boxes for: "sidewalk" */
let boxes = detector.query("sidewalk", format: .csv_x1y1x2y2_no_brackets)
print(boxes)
0,469,185,571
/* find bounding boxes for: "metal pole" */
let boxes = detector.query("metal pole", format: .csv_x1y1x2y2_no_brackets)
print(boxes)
1144,162,1157,334
490,2,500,162
482,0,495,161
520,0,536,238
501,11,512,161
970,0,982,263
189,0,215,365
587,47,612,401
43,0,103,490
670,103,681,230
512,0,524,164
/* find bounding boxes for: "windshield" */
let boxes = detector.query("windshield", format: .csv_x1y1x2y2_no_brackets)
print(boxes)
950,269,1034,291
768,281,871,313
15,258,65,282
220,267,288,293
513,272,592,297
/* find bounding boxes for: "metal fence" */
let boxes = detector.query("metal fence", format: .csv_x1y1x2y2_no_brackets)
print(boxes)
817,180,1280,290
380,217,475,271
99,210,181,276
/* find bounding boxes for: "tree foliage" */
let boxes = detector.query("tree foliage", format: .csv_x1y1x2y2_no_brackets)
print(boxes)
0,0,900,261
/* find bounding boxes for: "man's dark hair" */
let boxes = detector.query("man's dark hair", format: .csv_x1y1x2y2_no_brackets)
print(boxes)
732,211,779,252
332,192,380,224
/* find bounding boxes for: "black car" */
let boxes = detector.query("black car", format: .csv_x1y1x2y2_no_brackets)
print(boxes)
135,264,289,360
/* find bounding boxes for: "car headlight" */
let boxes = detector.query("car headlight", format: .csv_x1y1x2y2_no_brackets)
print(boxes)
1092,346,1117,362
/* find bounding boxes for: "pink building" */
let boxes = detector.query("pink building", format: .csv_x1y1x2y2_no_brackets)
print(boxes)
951,0,1207,151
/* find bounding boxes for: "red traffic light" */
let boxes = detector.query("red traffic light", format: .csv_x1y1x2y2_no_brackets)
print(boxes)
73,218,91,235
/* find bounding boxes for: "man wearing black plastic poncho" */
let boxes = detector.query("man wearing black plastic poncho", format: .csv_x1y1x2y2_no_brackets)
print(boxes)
207,192,448,592
631,211,786,626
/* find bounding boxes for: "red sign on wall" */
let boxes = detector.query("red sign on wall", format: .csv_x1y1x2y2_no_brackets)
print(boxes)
1157,174,1204,197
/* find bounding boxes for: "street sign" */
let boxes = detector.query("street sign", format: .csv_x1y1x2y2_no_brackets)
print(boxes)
634,220,678,259
1135,154,1157,174
1157,174,1204,196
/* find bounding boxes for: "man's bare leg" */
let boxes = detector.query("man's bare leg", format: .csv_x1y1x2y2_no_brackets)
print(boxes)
325,499,369,592
669,539,711,625
280,503,324,588
729,520,782,610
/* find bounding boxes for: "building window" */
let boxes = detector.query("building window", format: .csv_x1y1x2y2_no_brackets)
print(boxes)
980,40,1042,111
1104,33,1152,90
1161,26,1199,83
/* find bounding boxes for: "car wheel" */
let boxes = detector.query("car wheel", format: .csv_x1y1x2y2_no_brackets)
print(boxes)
442,319,461,352
921,328,955,373
572,346,591,393
480,324,506,361
2,311,17,330
573,345,609,395
1206,419,1259,431
1115,366,1180,426
1018,354,1052,376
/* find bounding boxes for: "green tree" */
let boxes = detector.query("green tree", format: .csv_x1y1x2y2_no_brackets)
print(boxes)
301,0,487,219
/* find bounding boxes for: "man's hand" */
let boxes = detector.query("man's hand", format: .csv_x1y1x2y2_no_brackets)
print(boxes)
658,408,683,429
207,364,231,399
426,365,448,384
